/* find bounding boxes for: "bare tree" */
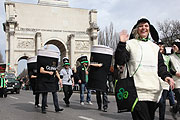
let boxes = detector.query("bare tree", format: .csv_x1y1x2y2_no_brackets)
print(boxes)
158,19,180,46
98,22,120,51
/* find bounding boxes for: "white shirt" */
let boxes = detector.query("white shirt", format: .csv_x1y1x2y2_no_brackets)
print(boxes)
60,68,73,85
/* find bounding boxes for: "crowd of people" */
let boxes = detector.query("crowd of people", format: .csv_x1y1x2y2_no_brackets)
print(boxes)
1,17,180,120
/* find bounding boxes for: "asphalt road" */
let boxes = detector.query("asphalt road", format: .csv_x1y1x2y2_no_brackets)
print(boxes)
0,90,179,120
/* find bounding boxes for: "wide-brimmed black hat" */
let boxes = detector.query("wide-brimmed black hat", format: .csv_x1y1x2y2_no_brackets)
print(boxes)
79,56,88,64
62,57,70,66
129,17,159,43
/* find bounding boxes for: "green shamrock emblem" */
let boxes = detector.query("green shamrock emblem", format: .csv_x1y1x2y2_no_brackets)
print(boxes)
117,88,128,100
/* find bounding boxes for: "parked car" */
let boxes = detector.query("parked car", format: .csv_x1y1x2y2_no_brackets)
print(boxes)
5,73,20,94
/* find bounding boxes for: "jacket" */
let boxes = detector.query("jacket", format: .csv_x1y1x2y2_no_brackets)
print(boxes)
76,64,87,84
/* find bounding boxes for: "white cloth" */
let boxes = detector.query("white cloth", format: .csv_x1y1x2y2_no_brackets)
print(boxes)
170,53,180,88
126,39,162,102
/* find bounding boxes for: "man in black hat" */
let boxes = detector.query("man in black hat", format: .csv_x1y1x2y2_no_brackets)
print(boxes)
76,56,93,105
60,57,74,107
169,40,180,119
115,17,175,120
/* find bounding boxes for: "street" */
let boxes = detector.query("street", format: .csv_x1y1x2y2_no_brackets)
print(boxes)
0,90,179,120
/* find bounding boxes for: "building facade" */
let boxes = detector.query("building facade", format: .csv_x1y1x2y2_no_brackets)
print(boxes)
3,0,99,74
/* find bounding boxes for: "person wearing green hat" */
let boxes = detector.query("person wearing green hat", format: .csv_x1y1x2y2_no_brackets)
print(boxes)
77,56,93,105
60,57,74,107
0,73,8,98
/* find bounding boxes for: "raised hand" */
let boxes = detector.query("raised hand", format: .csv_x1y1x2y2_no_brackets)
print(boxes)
120,30,129,42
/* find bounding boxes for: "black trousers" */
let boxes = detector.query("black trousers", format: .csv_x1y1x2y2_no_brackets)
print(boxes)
96,90,108,109
0,88,7,98
63,85,73,104
173,88,180,113
42,92,48,110
35,93,40,105
42,92,60,111
131,101,157,120
158,90,168,120
52,92,60,110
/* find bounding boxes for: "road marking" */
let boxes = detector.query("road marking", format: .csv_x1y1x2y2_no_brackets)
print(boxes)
9,96,18,100
28,102,35,104
78,116,95,120
28,102,42,106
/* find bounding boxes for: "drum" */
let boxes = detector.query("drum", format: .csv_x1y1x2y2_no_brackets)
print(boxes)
88,45,113,92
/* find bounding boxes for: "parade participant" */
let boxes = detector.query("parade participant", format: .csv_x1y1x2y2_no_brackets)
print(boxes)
88,45,113,92
107,66,114,93
76,56,92,105
89,62,109,112
0,73,8,98
60,57,74,107
37,49,63,114
169,40,180,118
157,42,176,120
27,56,40,108
88,45,113,112
115,17,175,120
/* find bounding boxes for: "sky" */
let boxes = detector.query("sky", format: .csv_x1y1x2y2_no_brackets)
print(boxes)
0,0,180,74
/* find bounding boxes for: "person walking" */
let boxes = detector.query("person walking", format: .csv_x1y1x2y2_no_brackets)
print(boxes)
37,49,64,114
115,17,175,120
169,40,180,119
40,67,64,113
60,57,74,107
27,56,40,108
0,73,8,98
157,42,176,120
77,56,92,105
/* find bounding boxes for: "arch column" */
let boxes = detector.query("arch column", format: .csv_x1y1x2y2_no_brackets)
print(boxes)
68,34,75,68
35,32,42,54
6,21,17,73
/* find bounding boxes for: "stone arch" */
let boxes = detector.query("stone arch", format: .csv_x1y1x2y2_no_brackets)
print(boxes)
14,55,29,75
18,56,29,62
43,38,67,66
15,54,32,65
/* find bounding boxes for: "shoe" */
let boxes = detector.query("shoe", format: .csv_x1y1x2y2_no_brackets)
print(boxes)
103,108,107,112
88,101,93,105
45,104,48,109
170,108,177,120
55,108,64,112
80,102,84,105
98,107,101,111
42,109,46,114
66,104,69,107
35,104,40,108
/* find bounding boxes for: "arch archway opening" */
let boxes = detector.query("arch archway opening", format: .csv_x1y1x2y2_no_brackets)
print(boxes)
44,40,67,70
17,56,28,76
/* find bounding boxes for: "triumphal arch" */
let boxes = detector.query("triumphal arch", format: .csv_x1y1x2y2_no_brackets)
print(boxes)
3,0,99,74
